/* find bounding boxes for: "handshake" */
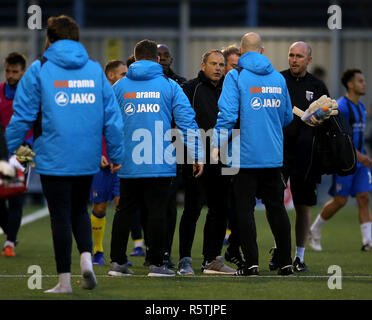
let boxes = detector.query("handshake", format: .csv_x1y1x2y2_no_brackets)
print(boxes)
293,95,339,127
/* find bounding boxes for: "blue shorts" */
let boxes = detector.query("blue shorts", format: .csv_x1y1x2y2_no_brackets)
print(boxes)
329,166,372,197
90,168,120,203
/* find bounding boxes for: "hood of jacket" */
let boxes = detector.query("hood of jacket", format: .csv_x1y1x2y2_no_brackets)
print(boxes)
43,40,89,69
238,51,274,75
127,60,164,81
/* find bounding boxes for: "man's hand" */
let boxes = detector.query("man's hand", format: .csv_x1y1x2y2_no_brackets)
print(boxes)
211,148,219,163
100,155,109,168
110,163,122,173
0,160,16,177
193,162,204,178
357,152,372,168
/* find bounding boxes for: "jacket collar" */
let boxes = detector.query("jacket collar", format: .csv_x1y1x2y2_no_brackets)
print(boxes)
284,68,310,82
197,70,224,89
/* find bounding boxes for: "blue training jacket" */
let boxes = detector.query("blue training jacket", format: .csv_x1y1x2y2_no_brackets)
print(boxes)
113,60,203,178
6,40,124,176
212,51,293,168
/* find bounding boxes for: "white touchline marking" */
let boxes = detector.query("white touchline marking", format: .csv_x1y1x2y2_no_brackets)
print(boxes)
0,275,371,279
0,207,49,235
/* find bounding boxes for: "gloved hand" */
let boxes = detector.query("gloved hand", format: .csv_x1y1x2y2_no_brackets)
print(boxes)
15,145,36,168
0,160,16,177
293,95,339,127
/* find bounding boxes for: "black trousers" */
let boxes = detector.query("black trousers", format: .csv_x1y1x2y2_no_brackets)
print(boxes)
110,177,171,266
164,165,182,257
225,185,241,254
140,166,180,258
130,209,143,241
40,175,93,273
0,194,24,242
179,164,230,261
232,168,292,268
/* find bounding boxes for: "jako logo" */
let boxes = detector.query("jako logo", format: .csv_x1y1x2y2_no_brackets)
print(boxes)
124,103,136,116
250,97,281,110
55,92,69,106
250,97,262,110
70,93,96,104
124,103,160,115
136,104,160,113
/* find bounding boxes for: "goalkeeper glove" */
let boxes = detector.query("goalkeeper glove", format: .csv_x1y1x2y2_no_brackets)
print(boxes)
15,145,36,168
293,95,339,127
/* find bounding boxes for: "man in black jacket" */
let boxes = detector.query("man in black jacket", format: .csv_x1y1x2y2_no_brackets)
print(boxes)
177,49,235,276
156,44,187,268
269,41,329,272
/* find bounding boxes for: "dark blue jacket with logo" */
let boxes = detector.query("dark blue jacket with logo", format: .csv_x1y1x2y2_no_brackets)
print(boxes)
6,40,124,176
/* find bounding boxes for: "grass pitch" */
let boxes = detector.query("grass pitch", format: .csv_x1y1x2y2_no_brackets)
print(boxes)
0,203,371,300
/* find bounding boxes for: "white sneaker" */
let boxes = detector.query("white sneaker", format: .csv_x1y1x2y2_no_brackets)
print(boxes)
361,242,372,252
308,230,322,251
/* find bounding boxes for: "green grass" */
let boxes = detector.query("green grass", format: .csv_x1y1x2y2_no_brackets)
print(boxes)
0,204,371,300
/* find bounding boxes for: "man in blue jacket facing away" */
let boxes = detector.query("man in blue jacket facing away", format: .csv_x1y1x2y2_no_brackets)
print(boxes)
109,39,203,277
5,15,124,293
212,32,294,276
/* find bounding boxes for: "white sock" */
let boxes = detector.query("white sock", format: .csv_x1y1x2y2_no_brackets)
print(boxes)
295,247,305,263
3,241,15,248
311,214,326,236
44,273,72,293
360,222,372,245
80,252,93,273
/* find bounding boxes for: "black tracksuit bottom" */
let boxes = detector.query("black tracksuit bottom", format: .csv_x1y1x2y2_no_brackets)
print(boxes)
232,168,292,268
110,177,172,266
179,164,230,262
0,194,24,242
140,166,181,259
40,175,93,273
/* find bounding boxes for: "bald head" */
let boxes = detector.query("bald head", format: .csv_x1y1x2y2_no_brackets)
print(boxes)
157,44,170,52
240,32,263,54
288,41,313,77
289,41,312,57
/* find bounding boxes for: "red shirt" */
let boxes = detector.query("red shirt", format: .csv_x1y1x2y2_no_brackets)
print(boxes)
0,82,33,139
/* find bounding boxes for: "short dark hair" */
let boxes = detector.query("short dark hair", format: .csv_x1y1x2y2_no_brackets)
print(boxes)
126,55,135,67
104,60,125,76
222,45,240,60
341,69,362,90
134,39,158,61
47,15,79,43
4,52,26,70
202,49,224,64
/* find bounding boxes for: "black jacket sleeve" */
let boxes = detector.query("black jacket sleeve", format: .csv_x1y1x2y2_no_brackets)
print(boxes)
181,78,198,106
